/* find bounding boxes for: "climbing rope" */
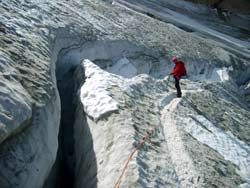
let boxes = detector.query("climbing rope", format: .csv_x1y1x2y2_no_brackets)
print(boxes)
114,129,154,188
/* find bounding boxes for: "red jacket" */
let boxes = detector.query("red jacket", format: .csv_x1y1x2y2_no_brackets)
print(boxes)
171,61,186,80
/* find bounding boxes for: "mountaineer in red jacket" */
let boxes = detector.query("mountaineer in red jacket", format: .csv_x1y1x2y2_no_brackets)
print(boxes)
170,56,187,97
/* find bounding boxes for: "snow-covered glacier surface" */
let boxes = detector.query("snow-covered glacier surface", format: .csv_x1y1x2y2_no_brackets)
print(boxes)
0,0,249,187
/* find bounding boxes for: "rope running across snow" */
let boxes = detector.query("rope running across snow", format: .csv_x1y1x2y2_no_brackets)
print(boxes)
114,129,154,188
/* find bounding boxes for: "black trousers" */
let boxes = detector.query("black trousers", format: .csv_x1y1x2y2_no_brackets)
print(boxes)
174,76,182,97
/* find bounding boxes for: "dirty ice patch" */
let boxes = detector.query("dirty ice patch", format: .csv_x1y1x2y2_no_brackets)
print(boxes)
181,114,250,184
80,59,119,121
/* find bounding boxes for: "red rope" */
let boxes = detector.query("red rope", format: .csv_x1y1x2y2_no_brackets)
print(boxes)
114,129,154,188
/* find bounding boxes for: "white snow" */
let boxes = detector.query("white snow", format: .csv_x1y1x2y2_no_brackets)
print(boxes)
182,114,250,184
80,59,119,120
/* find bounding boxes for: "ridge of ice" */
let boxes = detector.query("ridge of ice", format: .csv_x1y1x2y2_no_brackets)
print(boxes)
80,59,119,120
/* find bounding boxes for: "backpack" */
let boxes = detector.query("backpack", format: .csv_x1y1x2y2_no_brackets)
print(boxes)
180,62,187,76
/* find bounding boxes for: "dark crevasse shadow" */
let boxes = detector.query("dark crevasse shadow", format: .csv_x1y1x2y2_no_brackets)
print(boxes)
44,64,97,188
73,64,97,188
44,67,76,188
56,67,76,188
73,103,98,188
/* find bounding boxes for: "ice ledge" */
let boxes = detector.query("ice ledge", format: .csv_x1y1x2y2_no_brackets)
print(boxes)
79,59,119,121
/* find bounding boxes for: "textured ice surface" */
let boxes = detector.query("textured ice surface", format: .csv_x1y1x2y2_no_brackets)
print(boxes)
182,114,250,183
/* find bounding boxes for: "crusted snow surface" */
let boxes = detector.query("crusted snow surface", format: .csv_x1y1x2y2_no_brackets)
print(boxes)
80,59,121,120
182,114,250,184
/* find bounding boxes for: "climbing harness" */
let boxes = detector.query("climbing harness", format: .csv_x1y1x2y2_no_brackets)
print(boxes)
114,129,155,188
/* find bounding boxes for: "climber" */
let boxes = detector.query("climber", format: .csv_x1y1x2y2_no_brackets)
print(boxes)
170,56,187,98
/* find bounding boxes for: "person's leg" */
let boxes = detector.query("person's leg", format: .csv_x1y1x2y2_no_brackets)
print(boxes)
174,76,182,97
